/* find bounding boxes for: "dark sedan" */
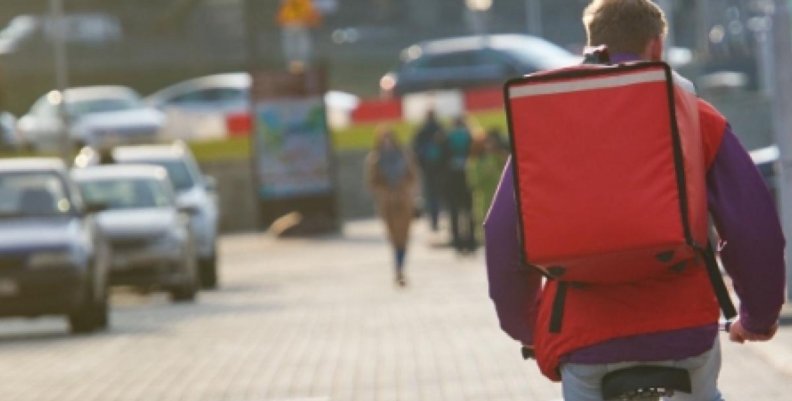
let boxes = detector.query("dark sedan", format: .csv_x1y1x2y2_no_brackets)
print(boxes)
380,34,580,97
0,158,110,333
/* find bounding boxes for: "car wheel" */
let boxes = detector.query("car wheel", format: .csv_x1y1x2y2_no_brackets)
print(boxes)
68,285,107,334
199,252,218,290
93,285,110,331
170,254,198,303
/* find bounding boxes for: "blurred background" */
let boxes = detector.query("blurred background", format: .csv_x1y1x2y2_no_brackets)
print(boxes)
0,0,782,111
0,0,787,232
0,2,790,400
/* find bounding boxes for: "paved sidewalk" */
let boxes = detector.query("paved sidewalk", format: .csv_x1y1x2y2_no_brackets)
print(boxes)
0,218,788,400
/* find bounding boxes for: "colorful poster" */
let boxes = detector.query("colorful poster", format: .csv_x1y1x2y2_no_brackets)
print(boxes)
254,96,333,199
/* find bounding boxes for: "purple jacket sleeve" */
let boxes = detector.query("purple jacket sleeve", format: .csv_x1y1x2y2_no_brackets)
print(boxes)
707,128,786,334
484,158,543,345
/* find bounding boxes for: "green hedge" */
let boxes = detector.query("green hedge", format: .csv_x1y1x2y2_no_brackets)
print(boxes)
189,110,507,162
0,110,508,163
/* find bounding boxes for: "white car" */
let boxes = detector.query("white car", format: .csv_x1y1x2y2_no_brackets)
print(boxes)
17,86,165,152
0,111,19,150
146,72,359,139
111,143,219,289
72,165,198,302
145,73,250,141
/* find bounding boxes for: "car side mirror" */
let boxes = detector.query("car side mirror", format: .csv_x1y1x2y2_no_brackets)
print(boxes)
204,175,217,192
178,204,200,215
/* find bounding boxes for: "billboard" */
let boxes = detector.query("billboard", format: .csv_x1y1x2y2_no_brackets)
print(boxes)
254,96,332,198
250,67,338,230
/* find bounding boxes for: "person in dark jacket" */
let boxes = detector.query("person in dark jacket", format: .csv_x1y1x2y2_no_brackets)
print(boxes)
485,1,785,400
444,116,476,254
411,110,446,232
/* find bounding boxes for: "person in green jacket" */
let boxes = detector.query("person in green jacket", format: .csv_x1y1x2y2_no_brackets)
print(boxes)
467,128,509,239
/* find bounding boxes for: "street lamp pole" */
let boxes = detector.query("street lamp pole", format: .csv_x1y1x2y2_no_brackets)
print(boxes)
49,0,71,165
466,0,493,40
526,0,542,37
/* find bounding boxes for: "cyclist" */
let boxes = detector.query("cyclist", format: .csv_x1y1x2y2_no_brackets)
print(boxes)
485,1,785,400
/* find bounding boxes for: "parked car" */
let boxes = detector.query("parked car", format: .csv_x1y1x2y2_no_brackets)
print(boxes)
17,85,166,152
145,72,360,138
0,111,19,150
379,34,580,97
111,142,220,289
72,165,198,302
145,73,250,141
0,158,109,333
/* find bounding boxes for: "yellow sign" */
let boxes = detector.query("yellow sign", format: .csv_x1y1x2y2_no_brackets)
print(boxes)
277,0,322,27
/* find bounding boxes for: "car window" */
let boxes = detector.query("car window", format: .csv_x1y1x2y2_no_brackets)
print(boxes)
0,172,72,217
169,89,209,105
477,49,520,72
126,159,196,192
31,97,57,118
409,51,478,70
67,96,140,118
169,88,245,105
78,178,173,209
203,88,246,103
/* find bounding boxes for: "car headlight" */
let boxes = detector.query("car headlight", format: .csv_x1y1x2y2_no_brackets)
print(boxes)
28,250,77,269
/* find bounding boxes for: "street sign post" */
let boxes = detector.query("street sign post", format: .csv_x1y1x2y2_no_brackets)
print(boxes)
49,0,71,165
770,0,792,300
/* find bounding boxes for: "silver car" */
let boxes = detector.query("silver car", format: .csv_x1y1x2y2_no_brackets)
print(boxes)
17,85,165,152
0,158,110,333
72,165,198,302
145,72,359,138
111,143,219,289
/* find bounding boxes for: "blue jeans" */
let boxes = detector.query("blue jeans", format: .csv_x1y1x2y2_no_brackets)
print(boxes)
560,341,724,401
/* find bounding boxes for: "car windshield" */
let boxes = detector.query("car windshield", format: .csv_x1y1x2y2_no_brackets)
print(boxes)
67,96,141,118
79,178,173,209
135,160,196,192
0,172,72,218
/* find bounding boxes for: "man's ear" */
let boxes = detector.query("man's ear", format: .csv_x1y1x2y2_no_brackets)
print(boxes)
645,36,664,61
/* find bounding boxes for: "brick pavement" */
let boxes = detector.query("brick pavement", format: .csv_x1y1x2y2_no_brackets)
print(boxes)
0,219,788,400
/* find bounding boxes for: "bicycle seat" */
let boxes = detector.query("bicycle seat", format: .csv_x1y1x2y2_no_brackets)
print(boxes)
601,366,691,400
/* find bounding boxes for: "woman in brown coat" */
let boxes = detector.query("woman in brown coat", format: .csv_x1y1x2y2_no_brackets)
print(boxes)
366,127,418,286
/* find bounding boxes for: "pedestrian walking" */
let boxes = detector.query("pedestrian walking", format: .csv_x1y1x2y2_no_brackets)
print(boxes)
366,127,418,287
485,1,785,400
276,0,322,70
444,116,476,254
411,110,446,233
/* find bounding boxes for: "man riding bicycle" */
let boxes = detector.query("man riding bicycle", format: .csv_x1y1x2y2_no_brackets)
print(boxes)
485,1,785,400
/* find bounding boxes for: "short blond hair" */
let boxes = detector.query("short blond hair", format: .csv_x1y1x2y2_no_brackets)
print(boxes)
583,0,667,55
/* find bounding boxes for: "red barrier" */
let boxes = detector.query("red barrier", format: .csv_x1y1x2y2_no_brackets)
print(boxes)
464,87,505,111
227,113,252,137
350,98,402,123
